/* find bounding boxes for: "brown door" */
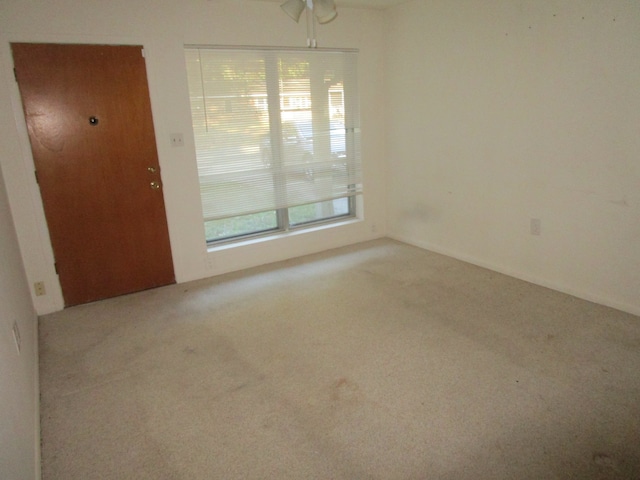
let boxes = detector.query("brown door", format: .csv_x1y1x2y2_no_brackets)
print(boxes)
12,43,175,307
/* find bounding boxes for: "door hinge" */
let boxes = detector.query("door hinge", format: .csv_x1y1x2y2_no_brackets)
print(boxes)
13,68,18,82
34,170,39,184
54,262,59,274
141,48,146,58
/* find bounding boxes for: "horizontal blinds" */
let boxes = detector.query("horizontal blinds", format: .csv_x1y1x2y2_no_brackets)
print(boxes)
185,47,361,221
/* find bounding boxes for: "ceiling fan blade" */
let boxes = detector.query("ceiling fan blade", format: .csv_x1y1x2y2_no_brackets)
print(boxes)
281,0,307,22
313,0,338,24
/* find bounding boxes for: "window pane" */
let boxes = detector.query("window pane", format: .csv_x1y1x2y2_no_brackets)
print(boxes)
204,211,278,242
289,198,351,226
186,47,361,220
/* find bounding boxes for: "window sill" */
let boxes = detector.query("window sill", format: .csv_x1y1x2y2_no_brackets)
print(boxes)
206,216,362,253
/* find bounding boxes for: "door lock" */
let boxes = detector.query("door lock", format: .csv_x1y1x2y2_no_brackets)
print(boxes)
150,181,160,190
147,166,157,173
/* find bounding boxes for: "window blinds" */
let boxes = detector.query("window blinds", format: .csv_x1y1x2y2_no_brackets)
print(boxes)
185,47,362,222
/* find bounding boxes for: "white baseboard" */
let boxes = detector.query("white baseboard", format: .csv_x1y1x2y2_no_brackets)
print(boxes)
388,234,640,318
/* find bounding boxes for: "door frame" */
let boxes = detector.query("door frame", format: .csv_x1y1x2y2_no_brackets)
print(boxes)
2,36,178,314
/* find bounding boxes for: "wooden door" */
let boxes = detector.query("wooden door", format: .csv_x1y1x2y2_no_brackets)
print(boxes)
12,43,175,307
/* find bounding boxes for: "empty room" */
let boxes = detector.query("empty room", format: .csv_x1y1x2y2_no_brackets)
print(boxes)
1,0,639,479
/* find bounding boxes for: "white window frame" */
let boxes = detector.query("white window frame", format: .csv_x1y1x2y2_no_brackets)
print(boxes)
185,46,362,245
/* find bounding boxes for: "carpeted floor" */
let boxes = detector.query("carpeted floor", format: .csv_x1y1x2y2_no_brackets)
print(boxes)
39,238,640,479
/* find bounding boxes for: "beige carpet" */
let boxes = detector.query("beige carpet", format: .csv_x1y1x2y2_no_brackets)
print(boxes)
39,239,640,479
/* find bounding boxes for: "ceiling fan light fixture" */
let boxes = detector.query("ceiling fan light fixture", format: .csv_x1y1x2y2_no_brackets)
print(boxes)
313,0,338,24
281,0,306,23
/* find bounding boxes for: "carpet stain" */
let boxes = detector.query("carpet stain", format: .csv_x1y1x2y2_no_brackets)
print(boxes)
331,377,361,405
592,452,617,469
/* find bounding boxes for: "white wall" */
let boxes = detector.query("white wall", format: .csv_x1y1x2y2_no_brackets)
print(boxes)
386,0,640,315
4,0,636,319
0,0,387,315
0,138,40,476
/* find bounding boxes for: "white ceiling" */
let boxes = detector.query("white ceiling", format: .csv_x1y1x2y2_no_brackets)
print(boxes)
251,0,410,10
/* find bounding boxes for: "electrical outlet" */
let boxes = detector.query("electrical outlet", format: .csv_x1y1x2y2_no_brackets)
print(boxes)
34,281,46,296
12,321,21,354
530,218,541,236
170,133,184,147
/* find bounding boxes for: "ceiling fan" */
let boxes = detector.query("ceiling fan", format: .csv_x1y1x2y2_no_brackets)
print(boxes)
280,0,338,46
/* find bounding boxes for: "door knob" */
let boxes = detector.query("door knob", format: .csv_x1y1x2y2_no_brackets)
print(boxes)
150,181,161,190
